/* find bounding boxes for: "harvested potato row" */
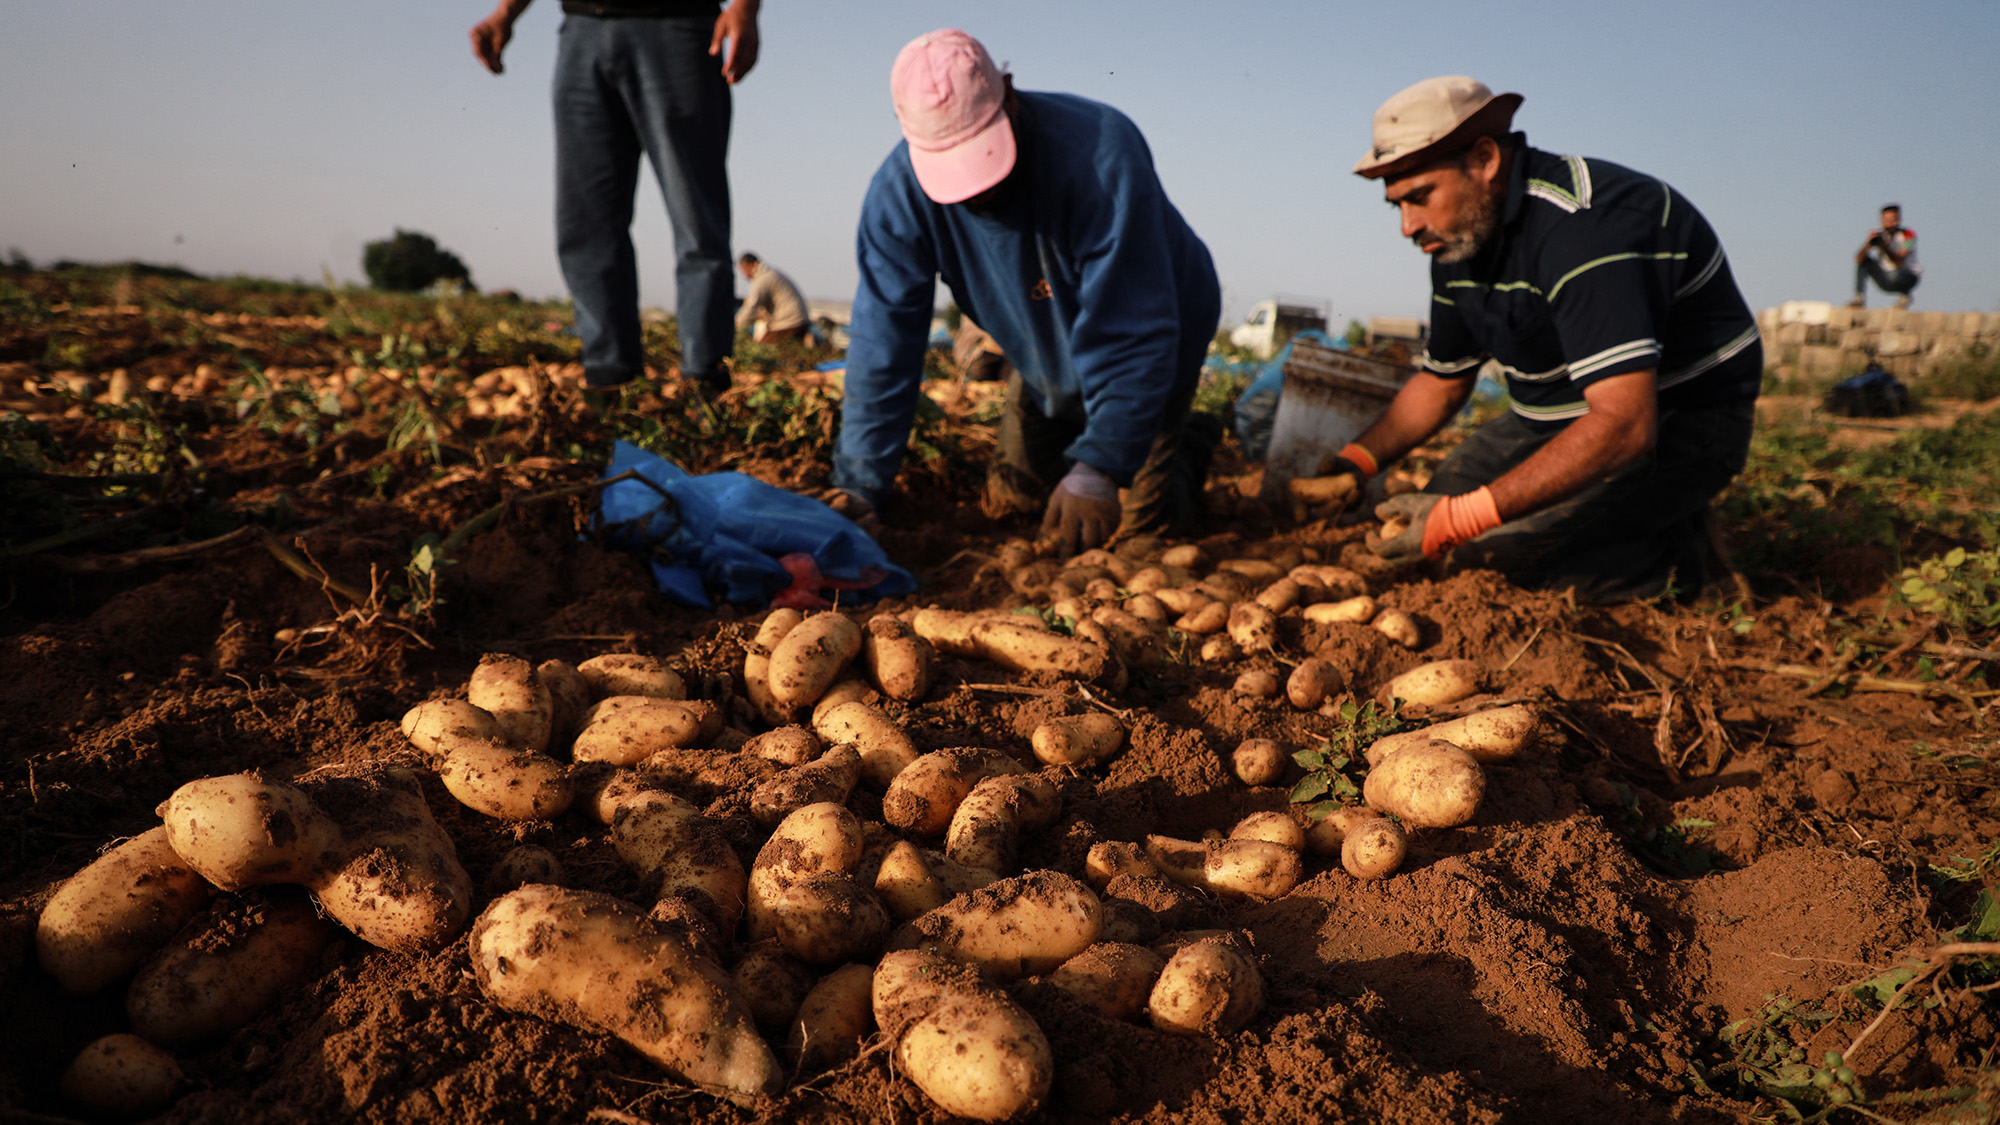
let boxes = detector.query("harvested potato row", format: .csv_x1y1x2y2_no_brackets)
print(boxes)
944,774,1061,875
1365,703,1543,766
126,888,335,1046
1363,739,1487,828
469,884,784,1105
873,949,1052,1123
36,826,216,995
890,869,1102,980
881,747,1026,837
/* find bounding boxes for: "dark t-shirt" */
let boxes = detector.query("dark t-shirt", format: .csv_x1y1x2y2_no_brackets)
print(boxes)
561,0,718,16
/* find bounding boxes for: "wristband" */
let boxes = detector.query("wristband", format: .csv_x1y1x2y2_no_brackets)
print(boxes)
1421,486,1503,559
1059,461,1119,501
1337,442,1378,479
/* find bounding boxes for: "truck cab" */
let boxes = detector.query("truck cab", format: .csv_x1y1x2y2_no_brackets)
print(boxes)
1229,300,1328,359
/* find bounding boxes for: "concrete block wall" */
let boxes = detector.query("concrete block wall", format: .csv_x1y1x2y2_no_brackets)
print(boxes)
1759,304,2000,382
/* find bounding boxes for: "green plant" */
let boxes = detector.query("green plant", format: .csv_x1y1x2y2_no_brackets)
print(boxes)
1690,997,1866,1122
1898,547,2000,631
1596,780,1720,876
362,229,474,293
1288,697,1407,819
1926,342,2000,401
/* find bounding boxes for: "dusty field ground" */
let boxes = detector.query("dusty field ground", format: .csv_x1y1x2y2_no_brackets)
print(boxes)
2,271,1996,1124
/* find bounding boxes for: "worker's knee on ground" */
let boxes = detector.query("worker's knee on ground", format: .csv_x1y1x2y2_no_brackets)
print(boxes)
982,464,1045,520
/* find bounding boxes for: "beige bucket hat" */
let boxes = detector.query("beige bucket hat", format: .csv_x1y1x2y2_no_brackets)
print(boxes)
1354,75,1522,180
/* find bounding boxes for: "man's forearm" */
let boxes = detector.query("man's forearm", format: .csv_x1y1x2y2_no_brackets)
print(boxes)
1484,370,1657,519
1350,372,1472,471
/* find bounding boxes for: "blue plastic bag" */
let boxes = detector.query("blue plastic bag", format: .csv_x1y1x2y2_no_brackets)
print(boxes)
594,441,916,609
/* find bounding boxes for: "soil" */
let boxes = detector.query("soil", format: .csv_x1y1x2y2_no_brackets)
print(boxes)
2,280,1996,1125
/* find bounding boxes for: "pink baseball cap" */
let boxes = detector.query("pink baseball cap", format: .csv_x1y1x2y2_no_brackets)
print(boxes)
890,29,1016,204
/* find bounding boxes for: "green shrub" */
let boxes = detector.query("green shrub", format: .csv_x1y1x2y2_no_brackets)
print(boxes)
1925,341,2000,401
362,230,474,293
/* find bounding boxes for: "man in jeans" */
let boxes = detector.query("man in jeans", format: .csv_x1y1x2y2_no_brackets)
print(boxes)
1325,76,1761,603
831,30,1222,555
471,0,759,397
1851,204,1921,310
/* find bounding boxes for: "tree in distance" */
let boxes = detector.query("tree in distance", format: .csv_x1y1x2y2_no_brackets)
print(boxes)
362,229,475,293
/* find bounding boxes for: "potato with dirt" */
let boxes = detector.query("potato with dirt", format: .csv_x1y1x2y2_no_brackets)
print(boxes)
1029,712,1126,767
728,939,817,1031
399,698,501,758
812,700,920,788
743,724,821,767
576,652,686,700
746,803,890,965
1045,941,1166,1022
890,869,1102,980
872,840,999,921
60,1033,184,1121
872,949,1052,1122
483,844,565,896
1342,817,1408,880
157,772,345,892
862,615,936,702
467,653,554,753
1230,811,1306,852
1303,805,1385,857
1286,658,1344,710
1377,658,1484,708
786,961,876,1077
1365,703,1543,766
435,733,576,821
748,742,861,828
1230,738,1288,786
1149,933,1265,1036
611,791,748,934
302,769,477,955
126,888,335,1046
469,884,784,1105
1362,738,1487,828
36,826,216,995
944,773,1061,875
881,746,1027,836
571,699,719,766
768,611,864,708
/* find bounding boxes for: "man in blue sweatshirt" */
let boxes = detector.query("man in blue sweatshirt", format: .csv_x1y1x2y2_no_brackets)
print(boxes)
831,29,1222,555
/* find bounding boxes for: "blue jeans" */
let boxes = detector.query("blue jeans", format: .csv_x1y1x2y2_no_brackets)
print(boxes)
1857,259,1919,298
1424,397,1757,603
553,14,733,388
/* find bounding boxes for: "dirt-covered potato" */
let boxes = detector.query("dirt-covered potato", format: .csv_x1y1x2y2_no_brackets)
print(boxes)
754,607,805,651
1149,934,1264,1036
862,615,937,702
811,678,876,726
1227,602,1279,653
1089,605,1167,667
537,660,592,748
1286,658,1343,711
873,949,1051,1122
611,791,747,934
1365,703,1543,766
126,888,334,1046
813,700,920,789
749,743,861,828
1303,594,1376,625
882,747,1026,836
1200,636,1240,663
1231,738,1287,786
972,618,1119,683
483,844,566,897
891,870,1103,980
1377,659,1483,708
1030,712,1126,767
744,724,821,767
1045,941,1167,1023
576,652,686,701
786,961,875,1077
1362,739,1487,828
769,611,865,708
571,699,718,765
748,803,889,965
1175,600,1230,637
729,939,817,1030
945,774,1061,875
436,734,576,821
35,826,215,995
400,699,501,758
1304,805,1384,857
1083,840,1159,889
1233,669,1281,699
1229,811,1305,852
468,653,554,753
1202,839,1304,899
1371,607,1422,648
873,840,999,922
1342,817,1408,879
1254,577,1305,613
302,768,476,955
1159,544,1208,570
158,772,345,893
469,884,783,1105
60,1033,183,1121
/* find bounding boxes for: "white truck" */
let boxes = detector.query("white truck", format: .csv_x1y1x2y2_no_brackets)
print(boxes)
1228,300,1328,359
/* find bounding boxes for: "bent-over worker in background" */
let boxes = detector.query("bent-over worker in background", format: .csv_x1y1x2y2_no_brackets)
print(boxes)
829,29,1223,556
1850,204,1921,310
734,252,810,343
1323,76,1761,603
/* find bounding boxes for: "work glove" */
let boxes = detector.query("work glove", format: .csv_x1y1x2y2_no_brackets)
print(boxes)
817,487,882,537
1369,488,1502,563
1041,461,1122,557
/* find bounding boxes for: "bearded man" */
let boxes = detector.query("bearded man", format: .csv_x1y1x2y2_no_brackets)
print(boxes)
1329,76,1761,602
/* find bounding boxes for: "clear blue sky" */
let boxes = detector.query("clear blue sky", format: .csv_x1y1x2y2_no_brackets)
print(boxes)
5,1,1996,328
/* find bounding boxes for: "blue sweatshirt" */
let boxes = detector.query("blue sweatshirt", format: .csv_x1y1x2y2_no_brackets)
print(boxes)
832,91,1220,504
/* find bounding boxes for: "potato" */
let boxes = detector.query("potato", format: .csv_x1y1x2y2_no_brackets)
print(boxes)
158,772,344,892
303,768,475,955
1198,570,1258,604
60,1034,183,1121
873,949,1051,1122
1230,739,1287,786
1254,577,1305,613
35,827,215,995
576,693,664,727
743,724,821,767
1371,607,1422,648
945,774,1061,875
1226,602,1279,653
1083,840,1158,889
749,743,861,828
813,701,920,789
1202,839,1303,899
910,607,1011,657
881,747,1026,836
437,735,576,821
1151,586,1208,616
1149,935,1264,1036
1229,811,1305,852
1379,515,1411,540
611,792,747,934
1362,739,1486,828
468,653,554,753
1232,669,1280,699
469,884,784,1105
1343,818,1408,880
754,606,806,652
399,699,501,758
571,699,718,765
811,678,876,725
1067,547,1135,583
578,767,655,825
1046,941,1166,1022
576,652,686,700
1285,658,1344,710
1378,659,1483,708
769,612,864,707
1123,592,1169,623
1100,873,1205,944
1159,544,1208,570
970,618,1116,682
1049,595,1091,625
1030,713,1126,767
729,939,817,1030
1174,600,1229,636
1288,473,1358,507
483,844,566,897
742,649,791,726
648,897,727,966
1199,636,1239,663
1143,835,1209,888
748,804,888,965
891,870,1102,980
1089,606,1166,667
126,888,334,1046
873,841,999,922
1307,565,1367,599
786,961,875,1077
1303,594,1377,625
537,659,592,747
1303,805,1384,857
862,615,936,702
1365,703,1543,766
1125,566,1172,595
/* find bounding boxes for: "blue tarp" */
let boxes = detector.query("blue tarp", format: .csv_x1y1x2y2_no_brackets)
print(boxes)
594,441,917,609
1224,329,1337,462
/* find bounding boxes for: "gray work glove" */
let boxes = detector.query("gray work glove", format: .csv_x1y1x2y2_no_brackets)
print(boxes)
1040,461,1121,557
818,488,882,537
1369,492,1443,563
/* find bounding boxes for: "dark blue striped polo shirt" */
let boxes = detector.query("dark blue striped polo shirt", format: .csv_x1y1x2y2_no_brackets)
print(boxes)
1420,136,1762,424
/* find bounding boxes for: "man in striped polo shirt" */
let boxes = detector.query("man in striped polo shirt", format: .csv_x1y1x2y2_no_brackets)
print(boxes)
1332,76,1760,602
